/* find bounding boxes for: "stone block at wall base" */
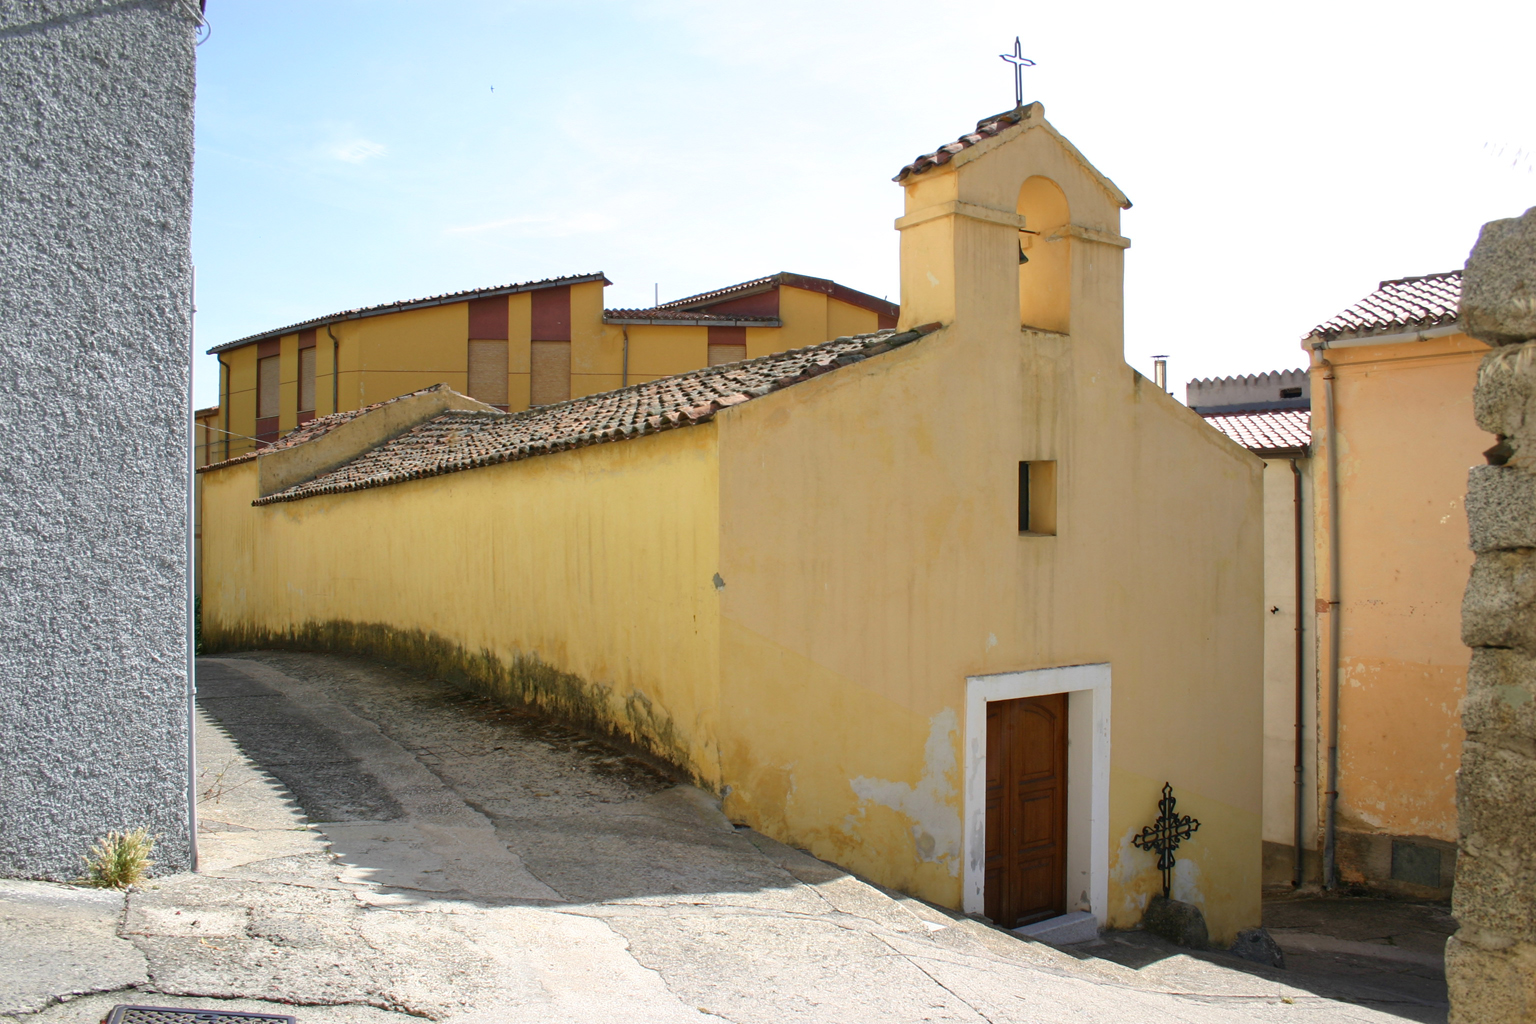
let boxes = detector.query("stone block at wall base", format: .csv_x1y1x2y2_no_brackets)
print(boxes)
1463,548,1536,650
1469,466,1536,551
1142,896,1209,949
1462,207,1536,346
1447,933,1536,1023
1230,927,1286,969
1465,648,1536,739
1336,829,1457,897
1454,740,1536,943
1473,342,1536,441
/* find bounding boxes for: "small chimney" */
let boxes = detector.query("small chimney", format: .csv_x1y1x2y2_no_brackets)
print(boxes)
1152,355,1168,392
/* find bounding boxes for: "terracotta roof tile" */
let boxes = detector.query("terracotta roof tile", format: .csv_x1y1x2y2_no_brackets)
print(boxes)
893,108,1030,183
197,384,460,473
208,272,610,354
1307,271,1461,343
1202,409,1311,453
603,309,782,325
255,327,939,505
656,272,899,320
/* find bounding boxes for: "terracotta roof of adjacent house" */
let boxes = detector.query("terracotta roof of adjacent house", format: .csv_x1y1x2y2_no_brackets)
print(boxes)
602,309,783,326
207,273,611,354
892,102,1132,209
657,272,899,320
1202,409,1311,454
254,326,939,505
197,385,459,472
1306,271,1461,343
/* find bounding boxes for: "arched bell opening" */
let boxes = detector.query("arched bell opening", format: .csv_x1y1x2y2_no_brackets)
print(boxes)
1017,176,1071,334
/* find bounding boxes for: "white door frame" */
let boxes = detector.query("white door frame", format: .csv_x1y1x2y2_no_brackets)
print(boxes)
963,662,1111,924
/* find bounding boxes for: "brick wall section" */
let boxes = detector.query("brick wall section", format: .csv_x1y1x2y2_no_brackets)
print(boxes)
0,2,197,877
1450,206,1536,1022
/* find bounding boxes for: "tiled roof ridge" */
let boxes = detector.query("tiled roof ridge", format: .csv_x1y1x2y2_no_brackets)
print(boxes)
653,272,899,319
254,325,941,505
656,274,778,310
1378,269,1461,289
603,309,782,324
891,102,1132,210
208,272,611,354
893,107,1031,183
1188,368,1307,388
197,383,469,473
1306,270,1462,342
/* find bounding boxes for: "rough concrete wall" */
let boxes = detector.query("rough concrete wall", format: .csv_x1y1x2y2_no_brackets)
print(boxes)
0,1,197,878
1450,206,1536,1022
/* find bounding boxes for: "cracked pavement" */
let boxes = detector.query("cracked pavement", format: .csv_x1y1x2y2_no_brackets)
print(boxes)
1,652,1445,1022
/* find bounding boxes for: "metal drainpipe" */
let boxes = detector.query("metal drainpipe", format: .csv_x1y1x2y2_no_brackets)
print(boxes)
1321,357,1343,889
216,354,231,461
622,327,629,388
1291,456,1306,888
186,266,199,871
327,324,341,414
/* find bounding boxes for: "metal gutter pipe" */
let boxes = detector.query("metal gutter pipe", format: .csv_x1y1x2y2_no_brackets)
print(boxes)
186,266,199,871
1291,457,1306,887
216,354,231,462
1321,359,1343,889
1309,324,1460,352
327,324,341,415
622,327,629,388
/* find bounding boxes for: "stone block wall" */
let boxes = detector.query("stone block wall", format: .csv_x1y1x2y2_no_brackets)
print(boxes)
1451,207,1536,1022
0,1,198,878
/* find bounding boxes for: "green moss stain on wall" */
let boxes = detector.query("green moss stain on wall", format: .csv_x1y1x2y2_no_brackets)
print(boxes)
203,618,700,785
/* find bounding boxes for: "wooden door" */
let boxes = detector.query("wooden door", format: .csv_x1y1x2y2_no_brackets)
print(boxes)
985,692,1068,928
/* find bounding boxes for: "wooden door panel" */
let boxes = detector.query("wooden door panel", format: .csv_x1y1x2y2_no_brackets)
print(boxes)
984,692,1068,928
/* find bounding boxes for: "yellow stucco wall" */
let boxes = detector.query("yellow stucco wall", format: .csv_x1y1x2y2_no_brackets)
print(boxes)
1310,333,1491,850
200,425,724,784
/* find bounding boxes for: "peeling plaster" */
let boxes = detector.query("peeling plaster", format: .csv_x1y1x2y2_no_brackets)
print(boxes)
848,709,961,876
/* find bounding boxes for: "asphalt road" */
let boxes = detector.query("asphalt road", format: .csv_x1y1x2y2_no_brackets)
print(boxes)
0,652,1448,1023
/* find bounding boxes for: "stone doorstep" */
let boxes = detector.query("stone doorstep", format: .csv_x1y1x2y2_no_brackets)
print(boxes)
1013,910,1099,945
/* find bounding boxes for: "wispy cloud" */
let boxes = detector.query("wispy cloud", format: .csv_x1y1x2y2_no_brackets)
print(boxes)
329,138,387,163
443,211,616,238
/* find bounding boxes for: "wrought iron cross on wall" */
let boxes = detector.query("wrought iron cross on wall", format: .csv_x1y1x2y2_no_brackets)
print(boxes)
999,37,1035,109
1132,782,1202,898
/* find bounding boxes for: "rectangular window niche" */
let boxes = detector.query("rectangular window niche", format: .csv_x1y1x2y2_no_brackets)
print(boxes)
1019,460,1058,536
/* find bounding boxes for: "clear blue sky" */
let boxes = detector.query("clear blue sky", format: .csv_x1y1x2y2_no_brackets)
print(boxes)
191,0,1536,409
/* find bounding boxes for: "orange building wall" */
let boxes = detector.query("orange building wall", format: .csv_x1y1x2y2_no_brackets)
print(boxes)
1310,331,1491,877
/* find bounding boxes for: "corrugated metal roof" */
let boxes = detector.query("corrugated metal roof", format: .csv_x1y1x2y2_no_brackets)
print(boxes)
207,273,610,354
1202,409,1311,453
1306,271,1461,343
253,326,940,505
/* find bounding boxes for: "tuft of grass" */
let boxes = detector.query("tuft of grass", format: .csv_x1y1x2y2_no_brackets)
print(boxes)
79,828,156,889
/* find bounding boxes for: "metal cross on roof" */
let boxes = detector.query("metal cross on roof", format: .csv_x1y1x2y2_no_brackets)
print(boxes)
1132,782,1202,899
999,37,1036,109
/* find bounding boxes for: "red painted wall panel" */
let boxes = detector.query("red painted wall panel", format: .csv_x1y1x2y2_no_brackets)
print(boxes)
468,296,509,340
702,289,779,318
531,286,571,341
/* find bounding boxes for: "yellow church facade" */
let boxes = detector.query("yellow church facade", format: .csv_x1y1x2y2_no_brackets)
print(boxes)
201,104,1265,942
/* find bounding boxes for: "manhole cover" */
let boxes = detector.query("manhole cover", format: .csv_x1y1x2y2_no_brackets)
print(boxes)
105,1007,297,1024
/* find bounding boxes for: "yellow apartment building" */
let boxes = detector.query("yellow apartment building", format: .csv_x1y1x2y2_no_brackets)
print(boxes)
1306,271,1491,897
202,271,897,464
201,103,1266,942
